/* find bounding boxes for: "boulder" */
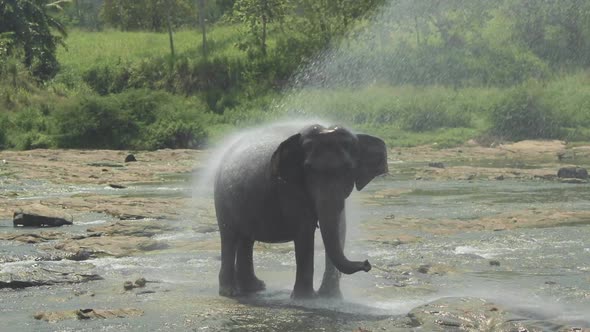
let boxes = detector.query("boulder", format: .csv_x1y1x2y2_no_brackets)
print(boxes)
13,204,73,227
124,154,137,162
557,167,588,179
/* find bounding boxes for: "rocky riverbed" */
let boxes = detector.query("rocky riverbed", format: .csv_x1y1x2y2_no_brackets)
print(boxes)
1,141,589,331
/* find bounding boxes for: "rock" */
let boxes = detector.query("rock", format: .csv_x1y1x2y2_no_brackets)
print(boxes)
560,178,587,184
65,249,93,261
34,308,143,322
88,162,124,168
123,281,135,291
408,297,545,331
557,167,588,179
0,231,63,244
108,184,127,189
417,265,430,274
428,162,445,169
13,204,73,227
52,235,169,257
134,277,147,287
0,261,102,289
495,175,505,181
116,213,157,220
87,221,174,237
137,239,169,251
192,224,219,233
489,260,501,266
124,154,137,162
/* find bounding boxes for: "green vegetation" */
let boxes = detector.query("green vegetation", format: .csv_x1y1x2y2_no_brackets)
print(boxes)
2,0,590,150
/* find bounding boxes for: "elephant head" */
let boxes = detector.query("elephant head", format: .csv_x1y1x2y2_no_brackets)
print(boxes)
271,125,388,275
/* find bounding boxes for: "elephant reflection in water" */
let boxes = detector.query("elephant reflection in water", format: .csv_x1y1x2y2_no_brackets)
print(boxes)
214,124,387,299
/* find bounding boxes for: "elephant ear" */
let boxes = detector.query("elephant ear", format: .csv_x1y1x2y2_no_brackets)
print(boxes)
271,134,304,183
355,134,388,191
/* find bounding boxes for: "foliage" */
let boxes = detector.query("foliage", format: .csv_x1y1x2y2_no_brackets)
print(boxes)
4,0,590,150
100,0,195,31
59,0,104,30
0,0,69,80
489,82,560,141
505,0,590,68
52,89,213,149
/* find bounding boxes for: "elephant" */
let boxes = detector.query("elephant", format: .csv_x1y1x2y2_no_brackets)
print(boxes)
213,124,388,299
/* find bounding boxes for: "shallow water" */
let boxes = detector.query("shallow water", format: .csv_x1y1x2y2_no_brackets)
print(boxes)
1,162,589,331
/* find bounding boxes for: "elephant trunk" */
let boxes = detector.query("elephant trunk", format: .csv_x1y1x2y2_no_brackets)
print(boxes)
317,200,371,275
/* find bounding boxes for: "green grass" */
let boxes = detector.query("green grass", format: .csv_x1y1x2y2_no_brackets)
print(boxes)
57,25,243,71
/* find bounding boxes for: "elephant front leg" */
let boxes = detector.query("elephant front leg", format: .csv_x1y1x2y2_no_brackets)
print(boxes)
318,208,345,299
291,226,316,299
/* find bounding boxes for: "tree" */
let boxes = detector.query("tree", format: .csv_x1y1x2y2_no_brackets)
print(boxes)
233,0,290,56
0,0,69,80
505,0,590,66
100,0,194,32
198,0,207,57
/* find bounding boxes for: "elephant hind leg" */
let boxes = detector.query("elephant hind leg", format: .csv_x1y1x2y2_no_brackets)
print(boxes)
235,237,265,293
219,229,239,297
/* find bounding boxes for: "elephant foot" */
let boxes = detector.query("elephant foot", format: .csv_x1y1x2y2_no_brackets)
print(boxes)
317,284,343,299
291,287,316,300
237,276,266,293
219,284,239,298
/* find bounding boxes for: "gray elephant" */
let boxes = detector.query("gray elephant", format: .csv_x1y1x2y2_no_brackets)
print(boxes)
214,124,388,299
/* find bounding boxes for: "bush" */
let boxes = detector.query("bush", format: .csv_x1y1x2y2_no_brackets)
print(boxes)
11,107,55,149
52,89,214,149
147,120,207,149
489,82,561,140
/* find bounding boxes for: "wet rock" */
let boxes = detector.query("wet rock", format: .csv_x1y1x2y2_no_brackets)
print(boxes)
408,297,542,332
428,162,445,169
52,235,169,257
557,167,588,179
108,183,127,189
0,261,102,289
65,249,93,261
192,224,219,233
124,154,137,162
123,281,135,291
88,162,124,168
123,277,149,291
489,260,501,266
116,213,159,220
495,175,505,181
88,221,174,237
135,277,147,287
137,239,169,251
13,204,73,227
0,231,63,244
417,265,431,274
560,178,587,184
34,308,143,322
